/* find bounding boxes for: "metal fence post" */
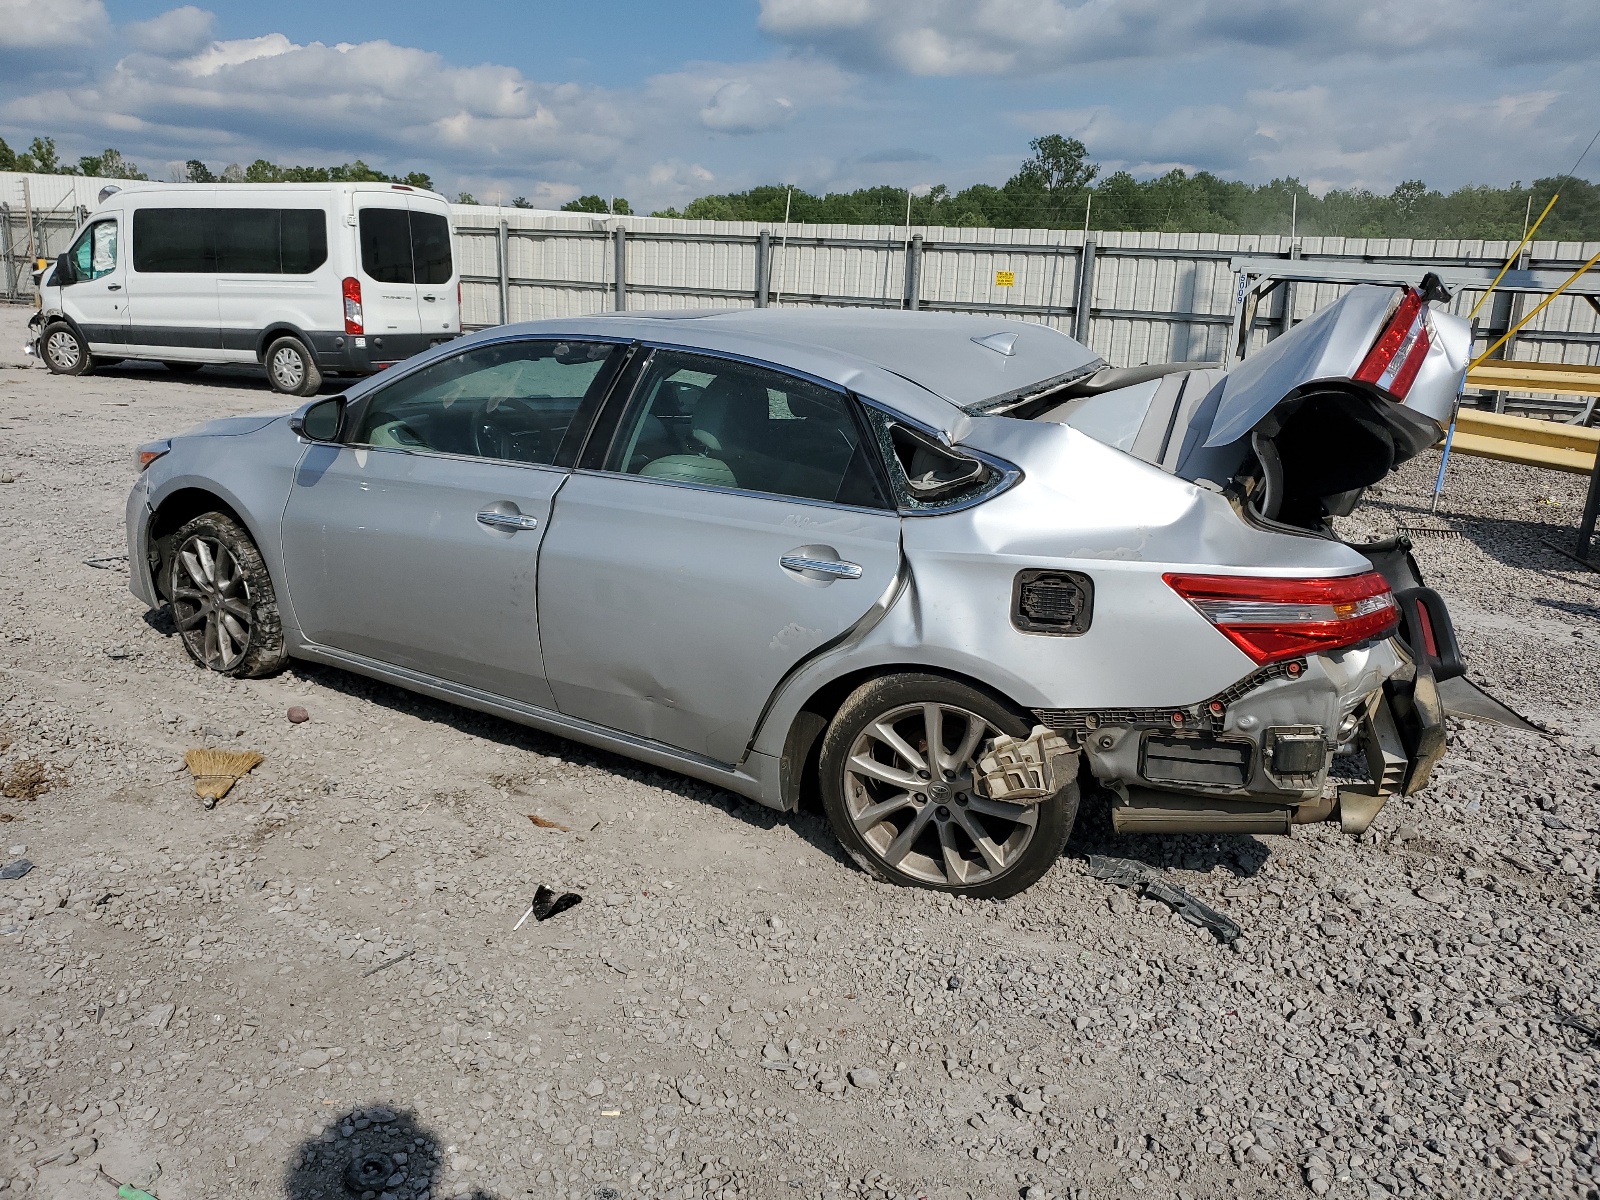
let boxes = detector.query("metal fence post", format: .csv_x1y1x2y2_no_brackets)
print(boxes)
1278,242,1300,338
755,230,770,308
1576,456,1600,568
613,226,627,312
496,219,510,326
904,234,922,310
1,204,14,302
1072,237,1097,344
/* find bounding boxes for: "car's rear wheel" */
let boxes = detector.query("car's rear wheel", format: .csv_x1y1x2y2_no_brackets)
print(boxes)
166,512,288,678
819,674,1077,898
264,335,322,397
41,322,92,375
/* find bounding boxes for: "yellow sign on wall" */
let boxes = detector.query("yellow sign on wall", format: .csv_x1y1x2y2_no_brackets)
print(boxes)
995,270,1016,288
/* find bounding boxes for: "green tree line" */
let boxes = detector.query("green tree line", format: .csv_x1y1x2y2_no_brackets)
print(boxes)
6,130,1595,237
0,134,432,191
654,135,1600,241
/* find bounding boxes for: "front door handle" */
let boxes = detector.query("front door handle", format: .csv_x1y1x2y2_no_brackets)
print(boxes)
780,554,862,579
477,508,539,532
107,284,122,291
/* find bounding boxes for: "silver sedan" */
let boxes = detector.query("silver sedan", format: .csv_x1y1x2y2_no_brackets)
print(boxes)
126,295,1497,897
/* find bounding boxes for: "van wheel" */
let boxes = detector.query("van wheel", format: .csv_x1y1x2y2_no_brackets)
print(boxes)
163,362,203,375
41,323,92,376
818,673,1078,898
265,336,322,397
166,511,289,678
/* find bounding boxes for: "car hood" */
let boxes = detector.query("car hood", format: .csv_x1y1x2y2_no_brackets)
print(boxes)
178,412,288,438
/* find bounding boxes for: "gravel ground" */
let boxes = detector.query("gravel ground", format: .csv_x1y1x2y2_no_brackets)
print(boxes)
1,303,1598,1200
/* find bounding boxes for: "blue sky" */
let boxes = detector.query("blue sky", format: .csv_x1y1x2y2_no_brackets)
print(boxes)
2,0,1597,211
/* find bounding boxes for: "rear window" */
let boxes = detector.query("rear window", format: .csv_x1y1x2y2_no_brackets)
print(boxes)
134,207,328,274
359,207,453,285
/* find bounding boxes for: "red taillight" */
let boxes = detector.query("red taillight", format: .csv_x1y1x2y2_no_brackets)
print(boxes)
1354,288,1431,399
342,276,364,335
1164,571,1399,665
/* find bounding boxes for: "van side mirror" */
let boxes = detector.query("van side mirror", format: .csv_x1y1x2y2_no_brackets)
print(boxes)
54,252,77,286
291,396,345,442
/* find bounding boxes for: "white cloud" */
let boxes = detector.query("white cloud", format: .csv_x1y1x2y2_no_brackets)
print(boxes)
759,0,1600,75
648,59,852,135
0,0,107,51
127,6,216,56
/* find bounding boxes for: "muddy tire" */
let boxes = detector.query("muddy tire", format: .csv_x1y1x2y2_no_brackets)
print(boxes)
166,512,289,678
264,335,322,397
41,322,92,376
819,673,1077,898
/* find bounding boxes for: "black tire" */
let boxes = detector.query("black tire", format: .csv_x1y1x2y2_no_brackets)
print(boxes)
166,512,289,678
40,322,92,376
264,335,322,397
819,673,1078,898
163,361,204,374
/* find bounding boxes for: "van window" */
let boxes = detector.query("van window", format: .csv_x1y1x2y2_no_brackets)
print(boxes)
359,207,454,285
411,211,452,285
68,219,118,281
133,207,329,274
133,209,212,273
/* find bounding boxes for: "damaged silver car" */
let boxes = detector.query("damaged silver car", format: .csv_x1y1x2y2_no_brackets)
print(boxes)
125,284,1510,897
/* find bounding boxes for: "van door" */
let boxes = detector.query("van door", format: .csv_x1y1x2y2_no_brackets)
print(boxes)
356,199,424,358
128,206,221,361
408,199,457,339
58,216,131,352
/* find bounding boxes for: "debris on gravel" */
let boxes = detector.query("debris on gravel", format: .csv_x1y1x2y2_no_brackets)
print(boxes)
0,306,1597,1199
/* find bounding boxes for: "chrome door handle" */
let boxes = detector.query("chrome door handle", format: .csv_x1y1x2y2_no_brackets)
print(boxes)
477,509,539,532
780,554,862,579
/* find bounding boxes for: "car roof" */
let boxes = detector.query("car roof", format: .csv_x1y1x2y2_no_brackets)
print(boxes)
488,308,1102,430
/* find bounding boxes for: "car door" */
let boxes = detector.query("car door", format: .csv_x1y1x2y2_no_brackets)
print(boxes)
407,199,457,339
279,336,625,708
356,198,425,349
538,348,903,763
60,216,130,351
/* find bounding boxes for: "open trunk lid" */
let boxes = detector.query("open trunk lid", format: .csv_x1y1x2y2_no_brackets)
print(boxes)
1035,281,1472,530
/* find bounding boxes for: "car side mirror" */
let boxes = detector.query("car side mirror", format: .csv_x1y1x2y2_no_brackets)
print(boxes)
291,395,345,442
54,252,77,286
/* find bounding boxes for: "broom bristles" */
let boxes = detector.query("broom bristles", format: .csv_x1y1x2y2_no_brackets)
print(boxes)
184,747,265,800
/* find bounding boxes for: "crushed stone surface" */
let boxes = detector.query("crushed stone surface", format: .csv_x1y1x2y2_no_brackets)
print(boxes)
0,305,1598,1200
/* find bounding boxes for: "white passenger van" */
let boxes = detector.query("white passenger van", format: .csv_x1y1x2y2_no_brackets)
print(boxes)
27,181,460,395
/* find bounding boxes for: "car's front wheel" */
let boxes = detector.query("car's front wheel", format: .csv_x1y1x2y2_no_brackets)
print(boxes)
166,512,288,678
819,673,1078,898
41,322,92,375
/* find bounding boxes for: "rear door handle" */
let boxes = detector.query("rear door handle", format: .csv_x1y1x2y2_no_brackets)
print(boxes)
422,294,437,301
477,509,539,532
780,554,862,579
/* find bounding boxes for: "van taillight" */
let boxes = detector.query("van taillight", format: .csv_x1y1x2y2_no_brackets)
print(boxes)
1354,288,1430,399
342,277,363,336
1163,571,1399,665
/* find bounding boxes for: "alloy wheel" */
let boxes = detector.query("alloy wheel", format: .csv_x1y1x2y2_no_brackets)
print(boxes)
841,701,1039,886
172,534,254,671
46,329,80,371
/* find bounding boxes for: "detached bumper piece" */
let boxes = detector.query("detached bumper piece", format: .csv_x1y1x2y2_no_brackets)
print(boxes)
974,726,1077,804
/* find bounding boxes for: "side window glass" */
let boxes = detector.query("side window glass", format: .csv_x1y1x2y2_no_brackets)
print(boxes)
351,340,619,466
133,208,214,273
69,221,118,280
213,209,280,273
359,208,413,283
410,211,452,285
609,351,890,508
